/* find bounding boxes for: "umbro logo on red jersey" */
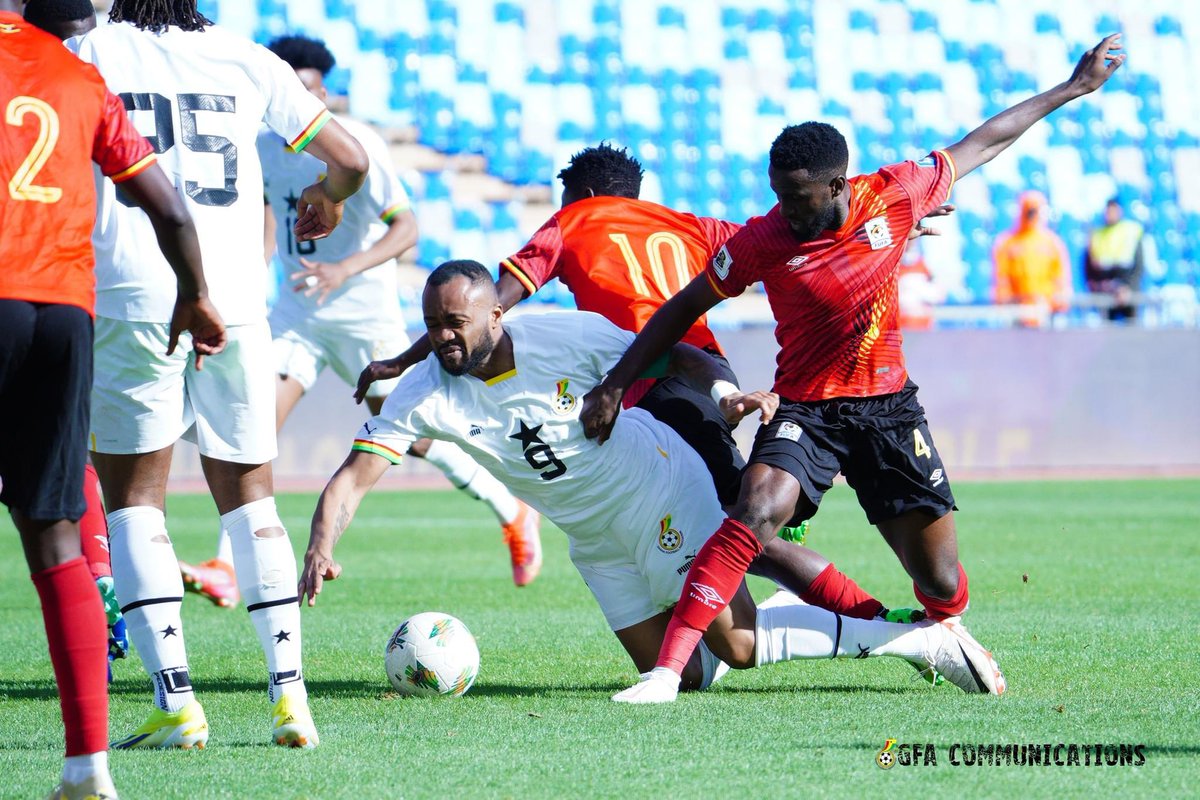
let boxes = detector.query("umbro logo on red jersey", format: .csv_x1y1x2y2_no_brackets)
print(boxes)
786,255,809,270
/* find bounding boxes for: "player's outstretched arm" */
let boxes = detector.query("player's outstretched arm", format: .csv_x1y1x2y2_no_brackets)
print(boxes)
945,34,1124,177
666,343,780,426
301,450,391,606
581,274,723,443
353,271,528,403
292,208,419,305
293,118,369,242
121,164,227,369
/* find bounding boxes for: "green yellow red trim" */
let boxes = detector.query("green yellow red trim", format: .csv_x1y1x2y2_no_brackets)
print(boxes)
500,259,538,296
352,439,403,464
380,201,410,223
484,368,517,386
288,109,331,153
109,153,157,183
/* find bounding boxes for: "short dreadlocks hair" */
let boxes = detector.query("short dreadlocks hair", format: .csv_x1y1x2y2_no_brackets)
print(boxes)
769,122,849,180
557,143,644,200
23,0,94,30
267,35,336,76
107,0,212,33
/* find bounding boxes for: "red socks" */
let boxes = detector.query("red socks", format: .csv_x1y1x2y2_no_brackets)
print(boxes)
656,518,763,673
31,557,109,756
801,562,886,620
914,563,970,620
79,464,111,580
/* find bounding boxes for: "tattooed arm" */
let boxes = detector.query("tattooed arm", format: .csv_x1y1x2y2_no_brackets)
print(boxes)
299,450,392,606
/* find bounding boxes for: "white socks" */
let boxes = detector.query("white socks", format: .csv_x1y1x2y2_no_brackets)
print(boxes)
754,593,929,667
63,751,108,784
421,439,519,524
215,526,234,565
107,506,193,713
222,497,306,704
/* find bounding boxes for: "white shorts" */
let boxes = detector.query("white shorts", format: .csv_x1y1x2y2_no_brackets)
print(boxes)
269,307,410,397
90,318,276,464
572,456,726,632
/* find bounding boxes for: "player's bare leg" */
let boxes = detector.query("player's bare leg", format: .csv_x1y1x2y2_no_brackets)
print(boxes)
275,375,307,430
877,510,966,619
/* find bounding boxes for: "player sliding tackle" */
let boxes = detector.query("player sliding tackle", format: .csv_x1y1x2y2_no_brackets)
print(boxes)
300,261,999,695
582,35,1125,703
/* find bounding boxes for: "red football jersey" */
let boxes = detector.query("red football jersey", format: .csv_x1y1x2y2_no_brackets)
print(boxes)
501,195,741,353
0,13,155,315
707,150,957,401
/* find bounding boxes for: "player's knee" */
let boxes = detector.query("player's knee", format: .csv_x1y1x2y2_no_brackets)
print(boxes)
917,564,960,601
732,503,793,543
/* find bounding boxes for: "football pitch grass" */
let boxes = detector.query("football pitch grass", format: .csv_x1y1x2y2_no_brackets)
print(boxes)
1,479,1197,799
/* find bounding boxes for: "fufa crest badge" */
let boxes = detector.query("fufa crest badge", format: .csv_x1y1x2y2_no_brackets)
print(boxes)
553,379,577,415
864,216,893,250
712,245,733,280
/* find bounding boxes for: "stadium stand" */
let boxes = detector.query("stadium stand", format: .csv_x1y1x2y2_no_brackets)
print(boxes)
194,0,1197,326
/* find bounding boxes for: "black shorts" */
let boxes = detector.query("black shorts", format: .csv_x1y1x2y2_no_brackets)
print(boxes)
635,352,745,507
748,379,956,525
0,300,93,520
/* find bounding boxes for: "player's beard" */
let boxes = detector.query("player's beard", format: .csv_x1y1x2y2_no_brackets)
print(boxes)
437,328,496,376
788,204,838,242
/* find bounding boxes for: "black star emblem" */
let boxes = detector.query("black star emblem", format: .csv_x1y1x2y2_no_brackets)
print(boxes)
283,190,299,212
273,629,291,644
159,625,177,638
508,420,545,450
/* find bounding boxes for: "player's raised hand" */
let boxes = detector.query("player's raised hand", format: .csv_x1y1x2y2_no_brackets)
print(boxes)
168,296,226,371
719,390,779,426
1066,34,1125,96
294,181,346,242
354,356,407,404
291,257,351,305
299,548,342,607
908,204,956,240
581,380,623,444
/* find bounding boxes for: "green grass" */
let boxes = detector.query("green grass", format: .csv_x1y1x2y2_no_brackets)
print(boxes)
2,480,1198,799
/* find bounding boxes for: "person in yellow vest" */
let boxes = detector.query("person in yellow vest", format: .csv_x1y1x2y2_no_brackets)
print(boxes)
992,190,1071,327
1085,197,1144,322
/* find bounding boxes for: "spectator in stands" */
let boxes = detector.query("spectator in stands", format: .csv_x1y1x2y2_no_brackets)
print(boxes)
992,190,1071,327
1085,197,1144,322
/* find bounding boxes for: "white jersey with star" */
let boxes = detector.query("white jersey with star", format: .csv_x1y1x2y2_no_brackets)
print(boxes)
258,116,410,325
75,21,329,324
352,311,711,563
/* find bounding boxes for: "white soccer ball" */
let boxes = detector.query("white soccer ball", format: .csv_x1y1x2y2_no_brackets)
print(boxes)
384,612,480,697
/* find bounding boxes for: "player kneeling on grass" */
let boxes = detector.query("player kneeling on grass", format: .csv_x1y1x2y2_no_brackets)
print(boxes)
299,260,1002,697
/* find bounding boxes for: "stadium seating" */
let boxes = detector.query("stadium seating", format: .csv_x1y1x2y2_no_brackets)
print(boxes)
211,0,1197,319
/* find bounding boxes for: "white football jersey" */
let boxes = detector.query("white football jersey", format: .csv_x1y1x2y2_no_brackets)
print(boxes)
258,116,409,325
353,312,710,563
75,22,329,325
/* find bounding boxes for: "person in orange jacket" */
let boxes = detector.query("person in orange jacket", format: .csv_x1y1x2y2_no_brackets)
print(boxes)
992,190,1071,326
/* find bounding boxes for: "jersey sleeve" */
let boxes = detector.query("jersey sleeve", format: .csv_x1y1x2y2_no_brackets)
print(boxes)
704,229,758,299
252,44,331,153
92,88,156,183
696,215,743,252
885,150,957,224
500,215,565,296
